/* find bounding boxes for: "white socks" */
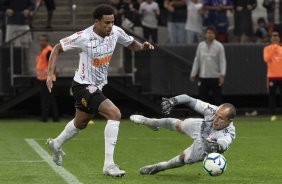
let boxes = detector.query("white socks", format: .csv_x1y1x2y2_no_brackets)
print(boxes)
104,120,120,168
52,119,120,168
53,119,80,150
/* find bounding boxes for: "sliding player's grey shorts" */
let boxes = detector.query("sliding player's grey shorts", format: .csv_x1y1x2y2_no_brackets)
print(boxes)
180,118,206,164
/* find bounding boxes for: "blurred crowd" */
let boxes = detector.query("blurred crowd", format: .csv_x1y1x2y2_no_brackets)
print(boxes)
0,0,55,46
109,0,277,44
0,0,278,45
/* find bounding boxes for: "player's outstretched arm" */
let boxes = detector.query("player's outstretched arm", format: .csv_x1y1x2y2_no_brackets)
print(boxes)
46,43,64,93
127,40,154,52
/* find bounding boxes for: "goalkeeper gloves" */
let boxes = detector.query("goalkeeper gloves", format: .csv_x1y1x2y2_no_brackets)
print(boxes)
203,138,223,153
161,97,178,115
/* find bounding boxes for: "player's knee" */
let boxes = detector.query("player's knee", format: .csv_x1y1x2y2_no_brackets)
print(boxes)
183,155,195,165
107,107,121,120
179,152,185,162
176,121,184,134
74,121,88,129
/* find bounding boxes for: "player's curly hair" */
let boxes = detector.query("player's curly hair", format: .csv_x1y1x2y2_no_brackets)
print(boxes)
93,4,115,20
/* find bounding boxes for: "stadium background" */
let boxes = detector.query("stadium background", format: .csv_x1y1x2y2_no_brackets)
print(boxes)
0,0,278,118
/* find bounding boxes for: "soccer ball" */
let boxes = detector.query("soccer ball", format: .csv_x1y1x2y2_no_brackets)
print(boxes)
203,153,227,176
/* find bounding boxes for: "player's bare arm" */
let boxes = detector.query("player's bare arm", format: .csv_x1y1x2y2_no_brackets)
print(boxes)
46,43,64,92
127,40,154,52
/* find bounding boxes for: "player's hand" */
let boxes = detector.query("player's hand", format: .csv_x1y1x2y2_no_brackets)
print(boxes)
161,97,178,115
46,74,56,93
141,41,154,50
203,138,222,153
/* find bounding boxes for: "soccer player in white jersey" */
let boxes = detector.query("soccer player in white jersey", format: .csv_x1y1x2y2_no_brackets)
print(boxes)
45,4,154,177
130,94,236,175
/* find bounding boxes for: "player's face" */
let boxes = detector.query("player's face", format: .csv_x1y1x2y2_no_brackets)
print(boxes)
205,30,215,42
39,36,48,48
94,15,114,38
213,106,232,130
271,33,280,43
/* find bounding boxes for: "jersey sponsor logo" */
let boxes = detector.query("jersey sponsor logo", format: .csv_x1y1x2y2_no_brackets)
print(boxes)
92,54,112,67
86,85,97,94
64,35,81,46
207,105,216,114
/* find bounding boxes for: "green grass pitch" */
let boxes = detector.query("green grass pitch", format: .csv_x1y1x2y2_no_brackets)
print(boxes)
0,116,281,184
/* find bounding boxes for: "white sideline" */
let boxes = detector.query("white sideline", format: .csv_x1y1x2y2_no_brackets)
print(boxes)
25,139,82,184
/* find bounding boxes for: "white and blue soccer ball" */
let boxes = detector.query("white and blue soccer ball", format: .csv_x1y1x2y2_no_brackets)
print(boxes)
203,153,227,176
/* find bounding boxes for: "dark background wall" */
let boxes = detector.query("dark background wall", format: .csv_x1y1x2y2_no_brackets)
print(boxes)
134,43,271,111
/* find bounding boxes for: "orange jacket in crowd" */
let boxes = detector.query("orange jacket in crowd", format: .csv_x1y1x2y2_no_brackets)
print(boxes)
36,45,52,81
263,43,282,79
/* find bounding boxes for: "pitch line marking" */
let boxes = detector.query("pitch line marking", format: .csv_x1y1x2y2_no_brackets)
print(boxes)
25,138,82,184
0,160,45,163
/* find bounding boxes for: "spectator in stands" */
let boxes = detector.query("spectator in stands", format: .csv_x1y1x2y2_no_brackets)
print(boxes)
116,0,140,30
233,0,257,43
185,0,204,44
203,0,233,43
3,0,35,46
0,0,5,44
263,0,282,37
164,0,187,44
35,34,60,122
156,0,167,26
263,32,282,121
190,26,226,105
45,4,155,177
255,17,269,43
30,0,56,29
139,0,160,43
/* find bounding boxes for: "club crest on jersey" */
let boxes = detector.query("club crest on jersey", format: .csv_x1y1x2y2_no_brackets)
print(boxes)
86,85,97,94
106,37,113,48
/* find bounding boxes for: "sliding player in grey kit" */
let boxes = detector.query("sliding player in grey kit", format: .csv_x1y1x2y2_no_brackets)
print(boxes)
130,94,236,175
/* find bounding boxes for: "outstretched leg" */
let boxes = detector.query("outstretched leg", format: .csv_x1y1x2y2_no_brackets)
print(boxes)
130,115,180,132
140,155,185,175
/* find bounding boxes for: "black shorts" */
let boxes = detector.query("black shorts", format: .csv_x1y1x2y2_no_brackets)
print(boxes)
44,0,56,11
71,81,107,114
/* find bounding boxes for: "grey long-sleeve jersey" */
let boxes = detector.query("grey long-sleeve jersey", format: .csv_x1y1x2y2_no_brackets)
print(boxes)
190,40,226,78
175,94,236,152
